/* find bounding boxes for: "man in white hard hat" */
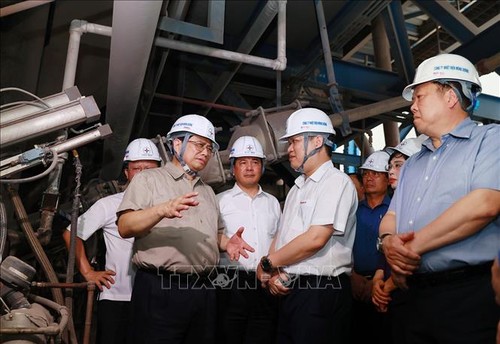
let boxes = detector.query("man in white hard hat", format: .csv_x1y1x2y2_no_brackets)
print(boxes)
216,135,281,343
63,138,161,344
256,108,358,343
350,150,392,343
379,53,500,343
117,115,254,343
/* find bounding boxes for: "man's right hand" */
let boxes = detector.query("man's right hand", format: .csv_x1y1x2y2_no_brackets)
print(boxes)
159,192,200,219
82,269,116,291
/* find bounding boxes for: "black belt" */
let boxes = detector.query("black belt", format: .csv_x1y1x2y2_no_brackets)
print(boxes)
407,261,492,289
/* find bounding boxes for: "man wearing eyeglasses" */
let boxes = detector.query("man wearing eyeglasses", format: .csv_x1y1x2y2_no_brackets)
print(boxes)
117,114,254,344
350,150,392,343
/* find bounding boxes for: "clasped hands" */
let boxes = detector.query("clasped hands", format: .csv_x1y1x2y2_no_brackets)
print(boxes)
256,264,291,297
383,231,421,289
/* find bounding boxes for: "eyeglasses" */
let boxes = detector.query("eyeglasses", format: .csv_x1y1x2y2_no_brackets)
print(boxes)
188,140,214,155
386,162,404,171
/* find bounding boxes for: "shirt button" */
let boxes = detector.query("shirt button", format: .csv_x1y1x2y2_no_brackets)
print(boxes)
417,197,421,202
409,220,413,225
425,176,429,181
433,156,437,160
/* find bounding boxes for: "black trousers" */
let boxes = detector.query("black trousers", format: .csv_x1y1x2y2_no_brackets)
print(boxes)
350,298,393,344
276,273,352,344
128,269,216,344
391,266,499,344
96,300,130,344
216,270,278,344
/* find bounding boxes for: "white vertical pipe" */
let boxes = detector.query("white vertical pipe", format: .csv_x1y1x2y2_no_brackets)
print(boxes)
62,20,84,90
62,20,112,91
276,1,287,70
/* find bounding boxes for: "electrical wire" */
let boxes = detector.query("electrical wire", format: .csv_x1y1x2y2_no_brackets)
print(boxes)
0,149,60,184
0,87,51,110
0,200,7,264
0,100,49,110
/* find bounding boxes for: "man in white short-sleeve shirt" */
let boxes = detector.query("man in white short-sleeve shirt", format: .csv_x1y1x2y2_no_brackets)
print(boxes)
63,138,161,344
256,108,358,344
216,136,281,343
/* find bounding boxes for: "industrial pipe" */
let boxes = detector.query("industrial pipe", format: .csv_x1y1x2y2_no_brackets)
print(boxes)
0,0,54,18
62,20,113,90
0,96,101,147
0,86,81,126
155,1,287,71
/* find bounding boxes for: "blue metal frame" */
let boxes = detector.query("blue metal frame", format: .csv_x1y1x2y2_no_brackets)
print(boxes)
311,59,404,98
383,1,415,83
411,0,477,43
331,151,362,168
473,94,500,122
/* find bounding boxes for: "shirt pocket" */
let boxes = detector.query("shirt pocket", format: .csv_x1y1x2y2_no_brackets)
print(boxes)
299,199,315,229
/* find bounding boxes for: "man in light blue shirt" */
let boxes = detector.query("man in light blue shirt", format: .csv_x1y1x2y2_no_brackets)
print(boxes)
379,53,500,343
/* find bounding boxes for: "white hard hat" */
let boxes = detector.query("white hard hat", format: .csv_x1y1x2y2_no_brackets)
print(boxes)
123,138,161,162
386,134,428,157
229,136,265,159
166,114,219,150
402,53,481,101
360,151,389,173
279,108,335,141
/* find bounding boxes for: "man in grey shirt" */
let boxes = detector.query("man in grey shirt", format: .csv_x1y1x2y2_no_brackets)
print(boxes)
117,114,254,343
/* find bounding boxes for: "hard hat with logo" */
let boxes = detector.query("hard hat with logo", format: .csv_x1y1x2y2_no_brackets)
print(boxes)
123,138,161,162
386,134,428,158
402,53,481,102
360,150,390,173
279,108,336,142
166,114,219,150
229,136,265,159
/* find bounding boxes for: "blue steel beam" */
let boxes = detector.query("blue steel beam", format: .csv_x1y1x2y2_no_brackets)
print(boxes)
411,0,479,43
331,152,362,168
474,94,500,123
452,21,500,68
312,59,405,98
305,1,390,62
382,1,415,83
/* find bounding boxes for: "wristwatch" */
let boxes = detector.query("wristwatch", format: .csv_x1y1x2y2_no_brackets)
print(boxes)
260,255,275,273
376,233,393,252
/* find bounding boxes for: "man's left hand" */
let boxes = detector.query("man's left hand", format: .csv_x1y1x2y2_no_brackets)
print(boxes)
226,227,255,261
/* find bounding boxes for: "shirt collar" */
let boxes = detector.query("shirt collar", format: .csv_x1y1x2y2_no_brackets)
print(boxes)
421,117,475,152
231,183,263,197
359,194,391,209
448,117,475,139
295,160,332,188
164,161,202,184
